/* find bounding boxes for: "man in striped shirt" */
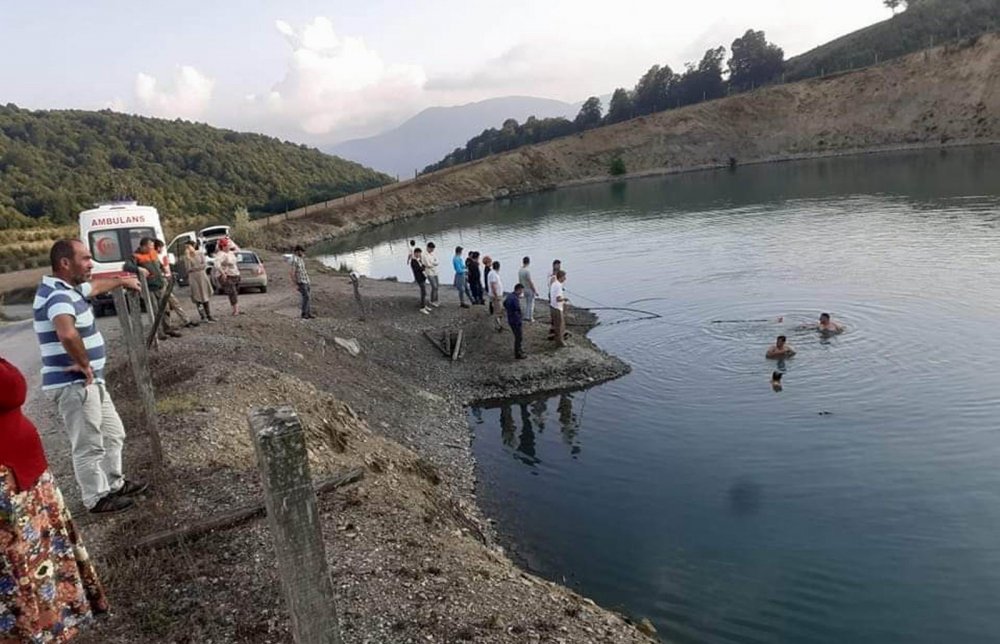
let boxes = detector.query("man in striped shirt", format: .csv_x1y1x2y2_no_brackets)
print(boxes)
33,239,148,514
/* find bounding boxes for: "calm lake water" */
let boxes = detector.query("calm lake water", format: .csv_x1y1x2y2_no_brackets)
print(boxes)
317,148,1000,643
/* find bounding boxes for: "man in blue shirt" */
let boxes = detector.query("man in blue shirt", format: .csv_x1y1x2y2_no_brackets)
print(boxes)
33,239,147,514
504,284,527,360
452,246,471,308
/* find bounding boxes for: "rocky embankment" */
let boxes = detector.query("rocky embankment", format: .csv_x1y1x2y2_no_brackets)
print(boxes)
262,33,1000,249
59,255,653,643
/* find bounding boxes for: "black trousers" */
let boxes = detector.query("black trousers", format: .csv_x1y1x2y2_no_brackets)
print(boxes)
417,281,427,308
511,322,523,357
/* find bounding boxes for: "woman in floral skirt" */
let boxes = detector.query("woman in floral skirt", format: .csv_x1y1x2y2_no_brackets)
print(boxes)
0,357,108,642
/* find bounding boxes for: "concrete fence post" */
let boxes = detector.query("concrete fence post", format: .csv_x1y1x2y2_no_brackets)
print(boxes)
248,406,341,644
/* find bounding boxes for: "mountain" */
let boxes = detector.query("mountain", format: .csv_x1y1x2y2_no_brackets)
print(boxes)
327,96,577,178
0,105,392,228
785,0,1000,80
270,32,1000,251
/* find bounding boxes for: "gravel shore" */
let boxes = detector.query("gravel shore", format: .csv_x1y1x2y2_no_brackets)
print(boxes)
56,253,651,643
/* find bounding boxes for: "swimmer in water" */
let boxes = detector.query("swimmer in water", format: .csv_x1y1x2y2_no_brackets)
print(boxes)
801,312,845,334
771,371,783,392
766,335,796,359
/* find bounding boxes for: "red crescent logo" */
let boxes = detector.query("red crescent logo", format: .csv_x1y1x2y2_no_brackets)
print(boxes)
96,236,115,255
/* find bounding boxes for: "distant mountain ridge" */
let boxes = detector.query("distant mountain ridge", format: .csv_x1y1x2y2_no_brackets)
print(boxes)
327,96,577,178
0,105,392,227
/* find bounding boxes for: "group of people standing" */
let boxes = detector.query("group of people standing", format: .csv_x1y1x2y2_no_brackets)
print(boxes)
124,236,244,340
408,240,571,359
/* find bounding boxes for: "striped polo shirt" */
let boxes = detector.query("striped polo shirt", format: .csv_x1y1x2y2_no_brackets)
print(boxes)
32,276,106,390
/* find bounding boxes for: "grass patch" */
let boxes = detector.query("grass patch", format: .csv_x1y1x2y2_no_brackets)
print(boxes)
156,394,202,415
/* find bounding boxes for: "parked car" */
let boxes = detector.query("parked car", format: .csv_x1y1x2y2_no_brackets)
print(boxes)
212,250,267,293
167,225,236,286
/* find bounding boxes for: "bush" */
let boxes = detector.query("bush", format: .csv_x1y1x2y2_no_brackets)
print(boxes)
609,157,628,176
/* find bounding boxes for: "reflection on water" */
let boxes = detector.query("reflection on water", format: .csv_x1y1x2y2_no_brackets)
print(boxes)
474,392,584,467
333,147,1000,644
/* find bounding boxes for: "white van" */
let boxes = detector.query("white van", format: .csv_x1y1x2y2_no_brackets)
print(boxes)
79,202,169,314
80,201,169,277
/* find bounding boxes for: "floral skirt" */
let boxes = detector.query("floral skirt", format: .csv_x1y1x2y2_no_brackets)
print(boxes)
0,467,108,643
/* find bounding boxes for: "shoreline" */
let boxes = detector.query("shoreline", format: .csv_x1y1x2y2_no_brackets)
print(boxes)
57,255,647,643
259,139,1000,254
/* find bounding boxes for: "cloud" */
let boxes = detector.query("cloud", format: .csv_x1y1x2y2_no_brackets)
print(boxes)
250,17,427,138
426,44,560,93
134,65,215,119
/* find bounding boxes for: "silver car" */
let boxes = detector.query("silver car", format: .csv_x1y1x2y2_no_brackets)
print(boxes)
212,250,268,293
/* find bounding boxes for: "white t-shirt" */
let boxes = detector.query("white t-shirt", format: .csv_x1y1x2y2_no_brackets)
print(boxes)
487,270,503,297
422,251,439,277
549,280,564,311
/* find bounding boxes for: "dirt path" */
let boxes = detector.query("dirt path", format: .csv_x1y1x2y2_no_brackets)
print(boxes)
29,254,653,643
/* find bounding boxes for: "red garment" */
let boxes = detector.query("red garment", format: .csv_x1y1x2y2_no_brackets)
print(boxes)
0,358,48,491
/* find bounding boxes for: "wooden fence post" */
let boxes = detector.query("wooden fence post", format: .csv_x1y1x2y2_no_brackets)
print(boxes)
248,406,341,644
349,272,365,321
137,273,158,350
145,279,175,349
113,289,164,467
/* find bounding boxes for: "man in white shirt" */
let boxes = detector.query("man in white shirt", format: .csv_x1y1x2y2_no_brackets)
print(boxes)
422,242,441,307
518,256,537,322
487,260,504,331
548,270,568,347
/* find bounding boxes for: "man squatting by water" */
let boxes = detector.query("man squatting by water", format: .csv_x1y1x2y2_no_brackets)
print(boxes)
33,240,149,514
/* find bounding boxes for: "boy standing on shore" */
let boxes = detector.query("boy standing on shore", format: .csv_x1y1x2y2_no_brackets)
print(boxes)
453,246,471,308
410,248,431,314
549,270,568,348
518,256,537,322
423,242,440,307
290,245,313,319
488,260,504,331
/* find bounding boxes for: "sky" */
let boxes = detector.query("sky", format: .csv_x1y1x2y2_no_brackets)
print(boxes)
0,1,891,147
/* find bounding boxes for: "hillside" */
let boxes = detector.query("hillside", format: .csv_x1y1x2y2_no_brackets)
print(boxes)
786,0,1000,80
265,33,1000,246
0,106,392,228
327,96,576,178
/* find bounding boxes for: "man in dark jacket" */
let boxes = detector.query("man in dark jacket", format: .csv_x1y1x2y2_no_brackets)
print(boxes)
410,248,431,314
504,284,526,359
467,251,483,304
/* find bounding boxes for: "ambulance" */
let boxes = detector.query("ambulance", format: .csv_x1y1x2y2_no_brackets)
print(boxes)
78,201,170,314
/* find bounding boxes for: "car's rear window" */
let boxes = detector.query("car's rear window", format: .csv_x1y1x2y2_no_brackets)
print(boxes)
237,252,260,264
200,226,229,238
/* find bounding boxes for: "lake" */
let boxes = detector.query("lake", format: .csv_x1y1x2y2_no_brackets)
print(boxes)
317,147,1000,643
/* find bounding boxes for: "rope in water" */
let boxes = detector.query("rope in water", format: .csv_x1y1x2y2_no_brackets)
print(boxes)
561,288,663,327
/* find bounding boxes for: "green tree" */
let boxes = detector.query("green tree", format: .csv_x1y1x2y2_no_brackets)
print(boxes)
633,64,676,115
884,0,903,12
728,30,785,92
574,97,603,131
605,88,634,124
673,46,727,106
